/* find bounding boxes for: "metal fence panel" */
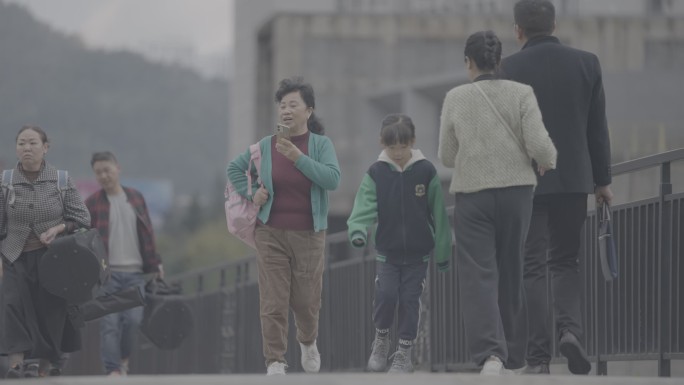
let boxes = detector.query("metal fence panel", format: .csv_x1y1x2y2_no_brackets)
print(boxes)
64,149,684,376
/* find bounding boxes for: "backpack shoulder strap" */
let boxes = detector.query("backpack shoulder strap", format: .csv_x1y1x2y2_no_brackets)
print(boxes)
249,143,261,164
57,170,69,204
2,170,14,227
1,169,13,189
249,143,262,184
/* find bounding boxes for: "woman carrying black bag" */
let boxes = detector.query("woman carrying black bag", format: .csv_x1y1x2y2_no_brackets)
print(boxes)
0,125,90,378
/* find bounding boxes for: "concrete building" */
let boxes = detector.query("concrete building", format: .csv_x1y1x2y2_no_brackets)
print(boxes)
335,0,684,16
231,0,684,228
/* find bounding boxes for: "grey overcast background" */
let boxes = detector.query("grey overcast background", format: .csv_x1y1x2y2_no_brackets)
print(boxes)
6,0,234,78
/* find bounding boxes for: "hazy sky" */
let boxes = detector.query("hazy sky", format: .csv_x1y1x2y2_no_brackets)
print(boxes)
6,0,234,57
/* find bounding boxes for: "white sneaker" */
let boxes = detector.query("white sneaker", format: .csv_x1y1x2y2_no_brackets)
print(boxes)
266,361,287,376
300,340,321,373
119,361,129,376
481,355,506,375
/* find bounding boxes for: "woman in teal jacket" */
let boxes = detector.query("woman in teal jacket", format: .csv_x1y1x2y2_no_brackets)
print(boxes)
227,77,340,376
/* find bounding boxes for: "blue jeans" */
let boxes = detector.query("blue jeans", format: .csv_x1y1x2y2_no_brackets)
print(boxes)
99,271,145,374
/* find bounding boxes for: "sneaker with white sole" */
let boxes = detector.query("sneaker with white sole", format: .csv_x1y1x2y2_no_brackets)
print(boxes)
367,335,391,372
300,340,320,373
119,361,129,376
481,355,507,375
387,347,413,373
266,361,287,376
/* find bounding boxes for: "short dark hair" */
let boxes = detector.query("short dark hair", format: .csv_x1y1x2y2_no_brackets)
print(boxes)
380,114,415,146
464,30,502,72
274,76,325,135
91,151,118,167
16,125,48,144
514,0,555,38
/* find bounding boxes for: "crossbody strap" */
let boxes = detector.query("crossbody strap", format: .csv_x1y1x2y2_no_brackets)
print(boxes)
473,82,527,156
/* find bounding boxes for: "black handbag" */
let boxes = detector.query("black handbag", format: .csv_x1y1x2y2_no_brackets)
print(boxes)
39,228,109,304
139,278,193,350
68,286,145,328
81,286,145,322
598,202,618,281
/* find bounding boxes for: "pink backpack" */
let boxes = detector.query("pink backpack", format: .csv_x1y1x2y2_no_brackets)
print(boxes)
225,143,262,248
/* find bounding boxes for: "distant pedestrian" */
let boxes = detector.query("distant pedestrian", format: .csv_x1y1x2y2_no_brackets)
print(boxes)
438,31,557,375
85,151,163,376
227,77,340,376
347,113,451,373
501,0,614,375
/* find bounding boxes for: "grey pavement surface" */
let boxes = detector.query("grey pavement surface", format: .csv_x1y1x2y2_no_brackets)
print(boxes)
12,373,684,385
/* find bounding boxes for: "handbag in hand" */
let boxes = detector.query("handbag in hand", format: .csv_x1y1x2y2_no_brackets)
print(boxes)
40,228,109,304
598,202,618,281
80,286,145,322
140,278,193,350
68,286,145,328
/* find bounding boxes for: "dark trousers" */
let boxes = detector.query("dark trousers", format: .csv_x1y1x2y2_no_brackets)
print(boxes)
522,193,588,365
0,249,81,362
453,185,533,367
373,260,428,343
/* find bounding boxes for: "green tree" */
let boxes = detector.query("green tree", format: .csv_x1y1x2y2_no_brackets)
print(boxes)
158,218,253,277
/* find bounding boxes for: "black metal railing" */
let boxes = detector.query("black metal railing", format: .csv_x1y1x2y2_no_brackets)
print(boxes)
66,149,684,376
588,149,684,376
427,149,684,376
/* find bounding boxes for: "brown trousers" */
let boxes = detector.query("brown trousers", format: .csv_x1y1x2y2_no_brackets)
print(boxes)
254,223,326,366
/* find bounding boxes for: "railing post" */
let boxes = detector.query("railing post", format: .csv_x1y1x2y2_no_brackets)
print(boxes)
236,263,242,285
658,162,672,377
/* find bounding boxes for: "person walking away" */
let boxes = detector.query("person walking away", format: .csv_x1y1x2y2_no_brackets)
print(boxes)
438,31,557,375
501,0,614,375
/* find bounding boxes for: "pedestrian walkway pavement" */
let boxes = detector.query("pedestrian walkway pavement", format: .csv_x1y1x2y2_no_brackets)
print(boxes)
16,373,683,385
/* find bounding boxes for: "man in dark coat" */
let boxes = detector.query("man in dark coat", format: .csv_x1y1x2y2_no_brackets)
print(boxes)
501,0,614,375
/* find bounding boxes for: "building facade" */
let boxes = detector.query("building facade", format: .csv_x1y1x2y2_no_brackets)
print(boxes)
232,0,684,225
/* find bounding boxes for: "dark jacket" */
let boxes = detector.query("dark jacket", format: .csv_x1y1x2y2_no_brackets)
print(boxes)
85,187,161,274
501,35,612,195
347,150,451,271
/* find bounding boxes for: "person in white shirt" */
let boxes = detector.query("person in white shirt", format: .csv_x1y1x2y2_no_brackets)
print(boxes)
85,151,163,376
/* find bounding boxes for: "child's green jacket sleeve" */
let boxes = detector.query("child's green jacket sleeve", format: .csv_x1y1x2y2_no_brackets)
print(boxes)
346,174,377,247
428,174,452,272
